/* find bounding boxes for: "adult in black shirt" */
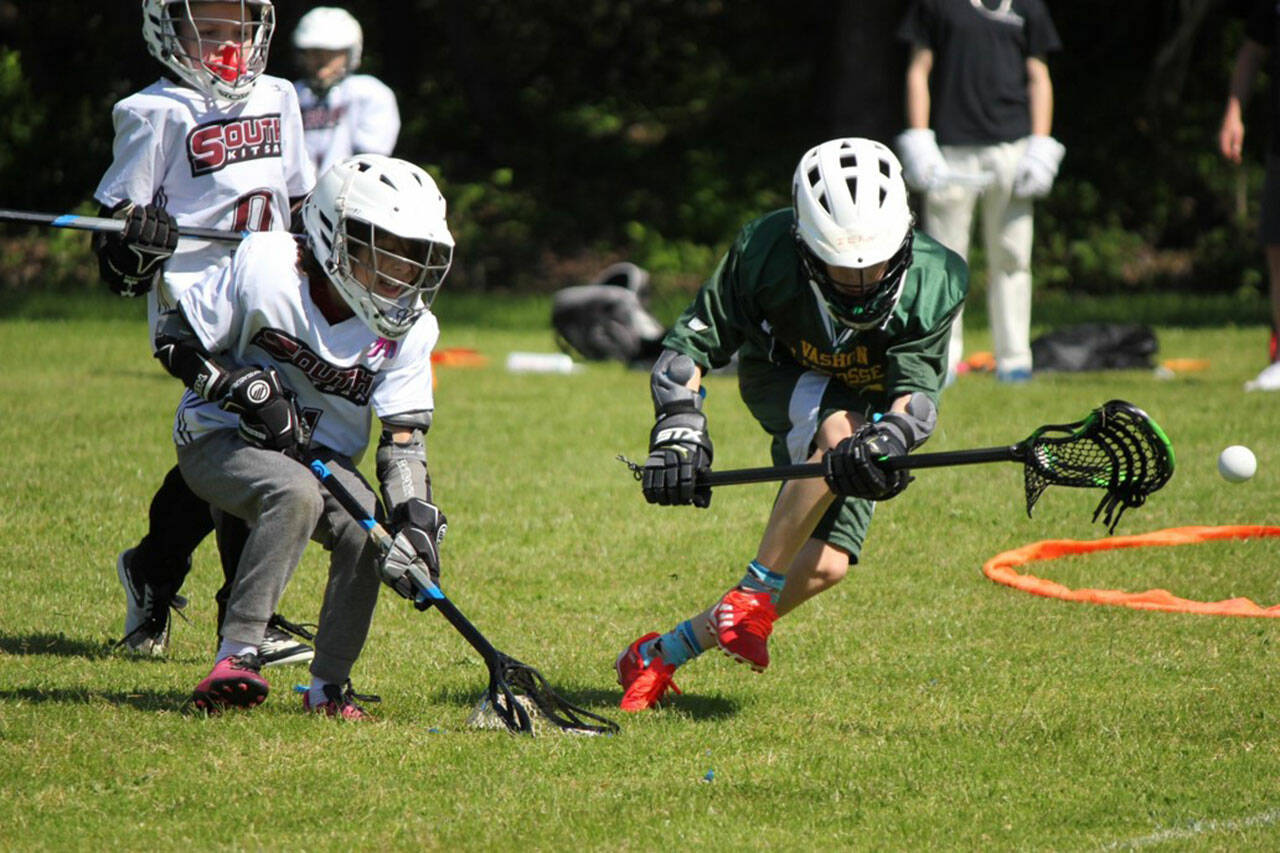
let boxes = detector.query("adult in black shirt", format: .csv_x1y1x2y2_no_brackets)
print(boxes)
895,0,1063,384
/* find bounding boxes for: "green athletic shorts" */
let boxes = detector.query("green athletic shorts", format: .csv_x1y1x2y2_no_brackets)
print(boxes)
736,359,878,560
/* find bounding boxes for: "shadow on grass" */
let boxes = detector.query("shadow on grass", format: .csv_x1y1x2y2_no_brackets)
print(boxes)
0,632,114,659
432,683,739,721
0,686,189,711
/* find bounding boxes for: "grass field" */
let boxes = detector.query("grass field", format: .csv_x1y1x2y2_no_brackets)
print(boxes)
2,291,1280,849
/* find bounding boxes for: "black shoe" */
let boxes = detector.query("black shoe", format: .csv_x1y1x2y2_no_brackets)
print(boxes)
257,613,316,667
114,548,188,657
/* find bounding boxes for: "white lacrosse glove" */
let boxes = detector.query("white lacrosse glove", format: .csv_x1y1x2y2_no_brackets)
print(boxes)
895,128,949,192
1013,135,1066,199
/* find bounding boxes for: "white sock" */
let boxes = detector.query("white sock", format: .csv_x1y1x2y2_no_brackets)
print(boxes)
308,677,335,706
216,640,258,663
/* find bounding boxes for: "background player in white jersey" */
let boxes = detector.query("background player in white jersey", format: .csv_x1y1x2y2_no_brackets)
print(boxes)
93,0,316,665
153,154,453,716
292,7,401,176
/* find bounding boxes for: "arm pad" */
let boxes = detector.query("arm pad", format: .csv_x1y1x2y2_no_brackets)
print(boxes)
377,426,431,511
876,391,937,451
153,311,235,401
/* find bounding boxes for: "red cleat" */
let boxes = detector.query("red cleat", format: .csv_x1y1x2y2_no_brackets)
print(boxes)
303,681,377,720
190,654,269,712
714,588,776,672
615,632,682,711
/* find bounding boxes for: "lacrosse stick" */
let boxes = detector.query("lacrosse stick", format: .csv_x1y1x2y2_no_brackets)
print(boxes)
306,457,620,736
0,208,304,244
623,400,1174,533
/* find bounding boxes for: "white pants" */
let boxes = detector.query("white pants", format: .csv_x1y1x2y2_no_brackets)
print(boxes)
923,138,1035,375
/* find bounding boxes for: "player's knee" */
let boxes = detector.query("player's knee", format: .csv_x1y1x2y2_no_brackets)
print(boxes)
793,542,850,589
268,477,326,529
811,551,850,588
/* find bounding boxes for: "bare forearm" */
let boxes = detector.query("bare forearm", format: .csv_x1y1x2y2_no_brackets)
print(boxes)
904,47,933,129
1026,57,1054,136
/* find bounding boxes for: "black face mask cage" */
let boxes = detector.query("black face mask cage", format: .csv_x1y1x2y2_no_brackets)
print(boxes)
794,227,914,329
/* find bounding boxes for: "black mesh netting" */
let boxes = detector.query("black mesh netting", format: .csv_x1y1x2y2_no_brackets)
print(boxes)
1021,401,1174,532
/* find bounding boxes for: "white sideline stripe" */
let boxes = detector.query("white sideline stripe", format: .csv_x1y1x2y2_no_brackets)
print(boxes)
1103,807,1280,849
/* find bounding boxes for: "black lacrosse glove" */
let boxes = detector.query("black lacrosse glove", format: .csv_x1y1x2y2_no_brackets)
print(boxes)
98,203,179,297
217,367,306,453
380,498,447,608
823,422,912,501
642,408,713,507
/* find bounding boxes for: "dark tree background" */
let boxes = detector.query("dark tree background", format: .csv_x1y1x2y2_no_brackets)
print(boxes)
0,1,1267,295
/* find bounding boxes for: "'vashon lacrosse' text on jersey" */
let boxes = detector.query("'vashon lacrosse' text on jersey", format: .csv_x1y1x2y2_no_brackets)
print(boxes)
662,209,969,410
296,75,400,176
95,74,315,313
173,232,436,459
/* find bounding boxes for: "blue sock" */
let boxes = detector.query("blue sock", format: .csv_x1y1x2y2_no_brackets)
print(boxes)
738,559,785,604
644,620,704,668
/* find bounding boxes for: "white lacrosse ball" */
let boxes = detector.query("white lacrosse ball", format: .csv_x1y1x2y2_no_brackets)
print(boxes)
1217,445,1257,483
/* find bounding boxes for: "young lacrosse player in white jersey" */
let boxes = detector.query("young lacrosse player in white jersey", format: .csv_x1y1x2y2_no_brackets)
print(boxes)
153,154,453,716
94,0,316,666
292,6,401,175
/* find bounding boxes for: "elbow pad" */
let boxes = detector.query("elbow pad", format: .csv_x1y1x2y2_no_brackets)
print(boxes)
877,392,937,451
154,328,234,402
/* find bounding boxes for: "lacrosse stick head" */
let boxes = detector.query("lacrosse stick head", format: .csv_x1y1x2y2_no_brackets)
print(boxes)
467,652,620,737
1019,400,1175,532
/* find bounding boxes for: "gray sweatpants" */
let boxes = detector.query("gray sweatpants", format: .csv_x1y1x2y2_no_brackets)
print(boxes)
177,430,382,684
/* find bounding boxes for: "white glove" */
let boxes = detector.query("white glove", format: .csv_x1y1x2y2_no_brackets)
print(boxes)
895,129,994,192
1013,135,1066,199
895,128,949,192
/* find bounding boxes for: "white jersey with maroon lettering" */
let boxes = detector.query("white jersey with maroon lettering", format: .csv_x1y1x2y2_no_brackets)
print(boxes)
95,74,315,329
173,231,436,459
296,74,400,176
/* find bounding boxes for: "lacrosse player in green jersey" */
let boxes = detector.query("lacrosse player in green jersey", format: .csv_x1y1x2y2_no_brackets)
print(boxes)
616,137,969,711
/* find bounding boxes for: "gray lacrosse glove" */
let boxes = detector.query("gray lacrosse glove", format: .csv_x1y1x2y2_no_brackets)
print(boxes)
643,409,713,507
380,498,447,607
824,422,912,501
217,367,306,453
98,202,179,297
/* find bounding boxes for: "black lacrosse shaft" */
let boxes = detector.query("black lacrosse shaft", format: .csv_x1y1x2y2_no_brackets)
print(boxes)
0,208,250,243
698,444,1021,487
305,457,505,666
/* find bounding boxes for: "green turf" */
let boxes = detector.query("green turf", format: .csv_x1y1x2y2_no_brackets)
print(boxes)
2,292,1279,849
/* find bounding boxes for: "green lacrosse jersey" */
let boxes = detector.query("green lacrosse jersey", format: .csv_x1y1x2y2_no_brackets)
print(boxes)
663,208,968,410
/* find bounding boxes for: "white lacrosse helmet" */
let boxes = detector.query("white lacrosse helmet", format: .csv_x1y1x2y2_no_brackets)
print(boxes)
792,137,915,330
302,155,454,339
293,7,363,75
141,0,275,104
